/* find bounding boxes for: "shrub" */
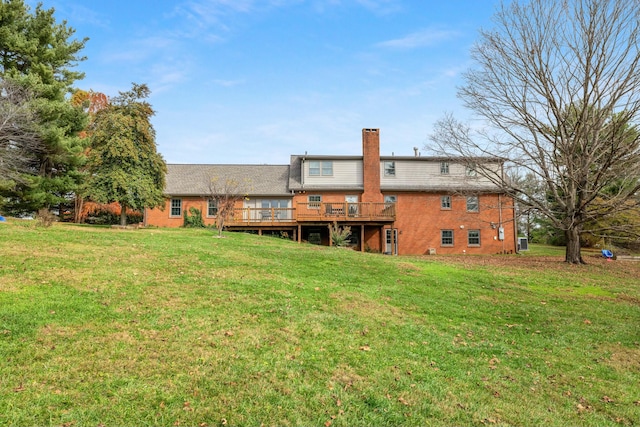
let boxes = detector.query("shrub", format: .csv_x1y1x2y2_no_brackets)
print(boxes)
184,207,205,228
329,221,351,247
35,208,57,228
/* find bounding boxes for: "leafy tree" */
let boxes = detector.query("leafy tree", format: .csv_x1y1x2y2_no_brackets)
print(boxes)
69,89,109,222
0,0,88,214
430,0,640,264
86,83,166,226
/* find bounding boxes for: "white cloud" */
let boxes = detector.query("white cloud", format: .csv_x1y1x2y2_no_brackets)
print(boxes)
212,79,246,87
376,28,460,49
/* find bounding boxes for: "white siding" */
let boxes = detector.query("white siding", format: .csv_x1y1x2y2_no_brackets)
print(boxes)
380,160,500,189
304,159,363,187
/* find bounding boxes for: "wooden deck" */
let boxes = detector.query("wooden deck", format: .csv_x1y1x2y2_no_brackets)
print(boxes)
226,202,395,226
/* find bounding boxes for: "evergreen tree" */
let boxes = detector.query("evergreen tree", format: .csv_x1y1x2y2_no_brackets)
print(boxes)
86,83,166,226
0,0,88,214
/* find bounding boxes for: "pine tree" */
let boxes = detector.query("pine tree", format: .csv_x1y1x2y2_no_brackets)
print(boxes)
0,0,88,214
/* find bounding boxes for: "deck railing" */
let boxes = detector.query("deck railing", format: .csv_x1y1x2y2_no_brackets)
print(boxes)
296,202,395,221
225,202,395,225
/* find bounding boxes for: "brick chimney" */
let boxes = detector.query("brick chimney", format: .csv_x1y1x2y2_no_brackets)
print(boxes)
362,128,383,203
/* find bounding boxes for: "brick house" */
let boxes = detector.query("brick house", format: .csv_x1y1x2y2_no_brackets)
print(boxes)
144,129,517,255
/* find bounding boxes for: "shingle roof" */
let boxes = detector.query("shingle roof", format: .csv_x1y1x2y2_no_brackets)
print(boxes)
165,164,291,196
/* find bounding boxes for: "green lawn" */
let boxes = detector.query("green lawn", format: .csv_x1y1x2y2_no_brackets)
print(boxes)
1,221,638,426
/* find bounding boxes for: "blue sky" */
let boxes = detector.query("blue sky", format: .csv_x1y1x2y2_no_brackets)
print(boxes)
35,0,501,164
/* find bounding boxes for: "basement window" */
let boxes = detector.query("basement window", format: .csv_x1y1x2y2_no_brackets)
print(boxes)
468,230,481,246
441,230,454,246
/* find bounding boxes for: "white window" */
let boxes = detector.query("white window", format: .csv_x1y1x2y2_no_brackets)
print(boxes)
207,199,217,217
466,165,478,177
466,196,479,212
441,195,451,209
468,230,481,246
308,195,322,209
309,161,320,176
440,161,449,174
321,161,333,176
384,161,395,176
170,198,182,217
309,160,333,176
441,230,454,246
384,195,397,204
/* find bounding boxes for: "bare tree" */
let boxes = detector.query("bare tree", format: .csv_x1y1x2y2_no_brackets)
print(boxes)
430,0,640,264
0,79,41,184
208,176,252,238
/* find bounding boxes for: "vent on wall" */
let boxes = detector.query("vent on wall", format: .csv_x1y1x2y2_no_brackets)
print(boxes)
428,248,436,255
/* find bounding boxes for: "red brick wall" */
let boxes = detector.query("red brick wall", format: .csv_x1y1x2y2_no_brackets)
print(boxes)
387,192,516,255
147,192,517,255
145,197,242,228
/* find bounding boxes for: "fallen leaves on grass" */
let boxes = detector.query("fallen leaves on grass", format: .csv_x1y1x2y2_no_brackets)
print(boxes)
488,357,500,370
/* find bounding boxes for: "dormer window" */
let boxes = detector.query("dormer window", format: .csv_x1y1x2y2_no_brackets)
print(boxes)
309,160,333,176
440,161,449,174
384,161,396,176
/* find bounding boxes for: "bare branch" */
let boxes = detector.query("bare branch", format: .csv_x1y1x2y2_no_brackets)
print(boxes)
0,79,42,184
207,176,253,237
429,0,640,263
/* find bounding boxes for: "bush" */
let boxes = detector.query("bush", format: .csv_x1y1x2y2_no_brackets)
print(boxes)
184,207,205,228
329,221,351,247
35,208,57,228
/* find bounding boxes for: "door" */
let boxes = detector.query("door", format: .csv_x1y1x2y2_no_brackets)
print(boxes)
260,199,289,221
385,228,398,255
346,195,359,216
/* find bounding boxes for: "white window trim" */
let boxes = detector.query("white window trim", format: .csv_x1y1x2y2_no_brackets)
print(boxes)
441,195,451,210
309,160,333,177
440,161,449,174
384,161,396,177
207,199,218,217
170,198,182,218
308,195,322,209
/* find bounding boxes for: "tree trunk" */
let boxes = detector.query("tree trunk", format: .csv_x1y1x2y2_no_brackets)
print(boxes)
74,195,84,223
217,218,224,237
565,226,584,264
120,202,128,226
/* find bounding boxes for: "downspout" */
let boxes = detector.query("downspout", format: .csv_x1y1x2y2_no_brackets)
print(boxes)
499,194,504,253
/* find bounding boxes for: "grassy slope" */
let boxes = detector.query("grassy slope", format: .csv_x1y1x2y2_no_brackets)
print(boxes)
0,221,638,426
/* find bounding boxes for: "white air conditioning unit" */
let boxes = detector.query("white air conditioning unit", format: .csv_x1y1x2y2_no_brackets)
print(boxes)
428,248,436,255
